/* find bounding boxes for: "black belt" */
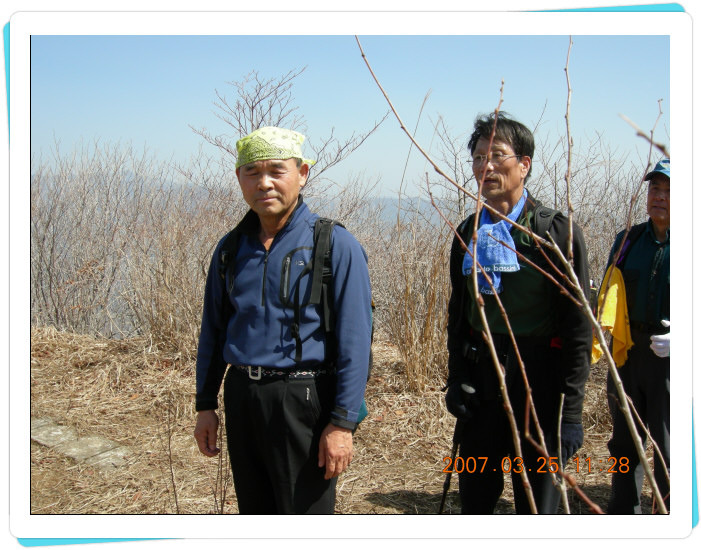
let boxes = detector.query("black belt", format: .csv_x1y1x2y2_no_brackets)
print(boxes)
229,363,335,380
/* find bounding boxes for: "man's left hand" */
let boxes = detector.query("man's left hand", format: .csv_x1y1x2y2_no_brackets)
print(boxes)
560,422,584,463
318,423,353,480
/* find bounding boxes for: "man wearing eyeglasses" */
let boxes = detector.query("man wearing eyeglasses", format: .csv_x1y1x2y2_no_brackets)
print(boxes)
445,112,592,514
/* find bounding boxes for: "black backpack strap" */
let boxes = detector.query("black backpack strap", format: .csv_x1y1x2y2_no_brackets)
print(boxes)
218,209,259,282
520,198,560,269
450,214,477,349
457,215,474,243
218,228,242,299
216,228,242,341
217,209,260,338
287,216,338,364
462,194,558,242
307,218,374,406
310,218,338,307
531,203,558,237
310,217,344,360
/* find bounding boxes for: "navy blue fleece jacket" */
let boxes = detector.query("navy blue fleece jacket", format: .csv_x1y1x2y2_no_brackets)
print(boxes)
195,199,372,430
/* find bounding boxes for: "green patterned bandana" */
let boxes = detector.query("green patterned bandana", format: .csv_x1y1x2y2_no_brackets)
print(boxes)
235,126,316,168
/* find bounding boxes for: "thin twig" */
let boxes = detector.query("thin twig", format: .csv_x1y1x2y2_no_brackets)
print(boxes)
563,36,575,262
524,430,604,514
557,393,571,514
624,395,670,485
355,36,549,246
619,112,670,158
165,394,180,514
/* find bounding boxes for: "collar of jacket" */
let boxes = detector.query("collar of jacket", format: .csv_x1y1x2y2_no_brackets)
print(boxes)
235,195,307,237
645,217,670,244
522,188,541,217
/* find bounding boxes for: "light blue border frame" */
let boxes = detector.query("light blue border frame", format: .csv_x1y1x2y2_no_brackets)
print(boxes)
8,2,695,546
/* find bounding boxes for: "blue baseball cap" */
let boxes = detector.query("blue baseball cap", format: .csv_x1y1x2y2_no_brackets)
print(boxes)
644,158,670,180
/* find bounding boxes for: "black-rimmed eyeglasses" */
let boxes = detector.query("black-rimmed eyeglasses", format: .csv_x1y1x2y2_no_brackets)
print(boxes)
471,153,522,166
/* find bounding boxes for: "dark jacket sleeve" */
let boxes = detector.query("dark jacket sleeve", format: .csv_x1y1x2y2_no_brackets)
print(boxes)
446,220,470,381
550,215,593,423
195,238,229,411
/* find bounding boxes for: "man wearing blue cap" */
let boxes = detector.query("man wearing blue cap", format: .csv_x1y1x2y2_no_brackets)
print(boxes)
193,127,372,514
605,158,670,513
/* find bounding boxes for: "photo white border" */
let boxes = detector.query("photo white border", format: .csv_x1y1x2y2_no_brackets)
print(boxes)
9,8,694,541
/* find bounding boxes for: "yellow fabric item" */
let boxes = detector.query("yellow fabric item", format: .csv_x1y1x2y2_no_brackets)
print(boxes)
591,265,634,366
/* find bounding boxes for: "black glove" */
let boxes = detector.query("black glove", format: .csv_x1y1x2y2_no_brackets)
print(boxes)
445,381,479,421
560,422,583,462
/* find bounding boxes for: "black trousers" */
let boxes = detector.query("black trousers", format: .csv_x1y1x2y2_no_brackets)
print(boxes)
607,333,670,514
457,402,564,514
457,337,565,514
223,367,337,514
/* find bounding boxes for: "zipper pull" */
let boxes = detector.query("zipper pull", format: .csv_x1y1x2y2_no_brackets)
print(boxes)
282,256,291,302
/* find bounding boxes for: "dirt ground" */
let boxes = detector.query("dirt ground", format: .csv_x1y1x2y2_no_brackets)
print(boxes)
29,327,655,515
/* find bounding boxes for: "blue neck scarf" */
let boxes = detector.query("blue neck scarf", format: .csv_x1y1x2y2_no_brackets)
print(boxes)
463,190,528,294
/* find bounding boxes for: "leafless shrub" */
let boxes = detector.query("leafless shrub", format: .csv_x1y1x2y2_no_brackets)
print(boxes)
531,132,648,281
31,141,163,335
30,141,248,357
374,197,451,392
189,66,388,194
118,174,244,358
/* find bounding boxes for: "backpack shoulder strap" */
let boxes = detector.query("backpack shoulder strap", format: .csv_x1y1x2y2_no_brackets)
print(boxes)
458,199,558,242
310,218,373,381
519,192,559,237
309,217,343,361
520,198,564,273
531,203,558,238
218,228,242,282
457,214,474,235
456,213,476,246
217,209,260,312
218,209,259,275
310,217,343,307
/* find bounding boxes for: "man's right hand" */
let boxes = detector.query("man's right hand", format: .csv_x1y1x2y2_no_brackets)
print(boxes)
194,410,220,457
445,381,479,421
650,319,671,358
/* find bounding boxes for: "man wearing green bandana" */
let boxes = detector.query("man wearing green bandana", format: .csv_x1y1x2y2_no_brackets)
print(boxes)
194,127,372,514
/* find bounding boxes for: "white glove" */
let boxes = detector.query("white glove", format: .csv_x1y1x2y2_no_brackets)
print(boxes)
650,319,670,358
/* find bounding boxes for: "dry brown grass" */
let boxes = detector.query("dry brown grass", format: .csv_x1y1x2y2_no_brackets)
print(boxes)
30,326,654,515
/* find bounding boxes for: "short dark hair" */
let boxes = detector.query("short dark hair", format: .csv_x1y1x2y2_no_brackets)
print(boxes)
468,112,535,181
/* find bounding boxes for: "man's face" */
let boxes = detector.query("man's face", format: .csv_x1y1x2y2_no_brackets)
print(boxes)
646,173,670,230
471,137,531,208
236,158,309,225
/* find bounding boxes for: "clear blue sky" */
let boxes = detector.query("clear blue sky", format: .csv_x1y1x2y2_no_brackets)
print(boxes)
30,34,670,195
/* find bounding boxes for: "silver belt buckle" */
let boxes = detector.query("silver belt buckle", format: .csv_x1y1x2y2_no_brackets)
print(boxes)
248,366,262,380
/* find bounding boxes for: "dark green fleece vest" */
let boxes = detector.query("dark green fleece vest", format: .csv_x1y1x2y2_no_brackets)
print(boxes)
463,208,560,337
